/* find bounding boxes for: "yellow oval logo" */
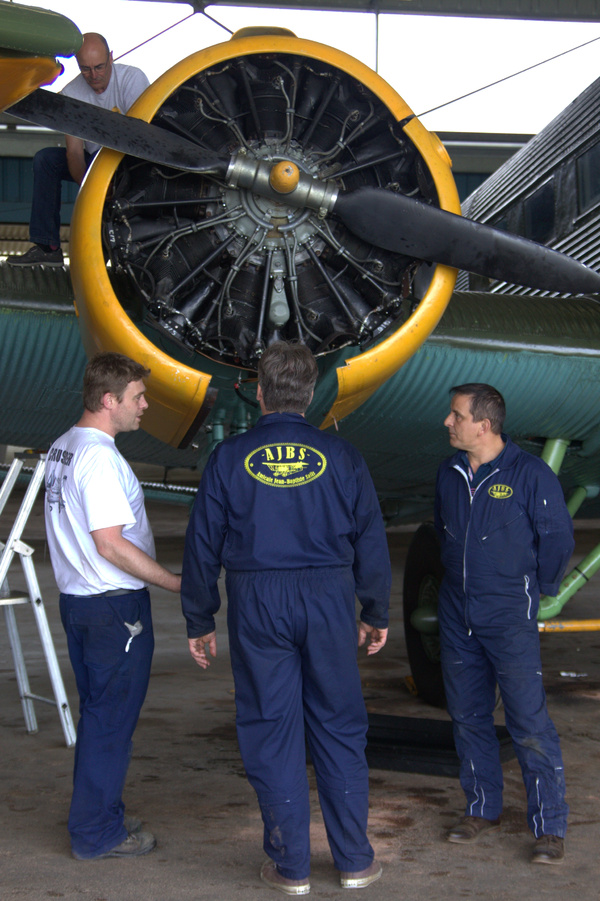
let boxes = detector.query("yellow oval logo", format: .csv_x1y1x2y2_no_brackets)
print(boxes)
245,443,327,487
488,484,513,499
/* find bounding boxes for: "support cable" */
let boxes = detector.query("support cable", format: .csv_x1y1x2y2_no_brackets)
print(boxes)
418,32,600,118
114,7,233,64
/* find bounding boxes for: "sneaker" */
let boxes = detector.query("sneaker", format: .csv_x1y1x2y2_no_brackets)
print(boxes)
5,244,64,267
72,831,156,860
339,859,382,888
531,834,564,865
260,860,310,895
446,815,501,844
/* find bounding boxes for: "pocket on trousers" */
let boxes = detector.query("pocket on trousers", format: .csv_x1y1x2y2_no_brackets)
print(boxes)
69,611,124,670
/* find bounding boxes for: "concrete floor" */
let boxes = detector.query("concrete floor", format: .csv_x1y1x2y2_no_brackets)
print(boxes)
1,487,600,901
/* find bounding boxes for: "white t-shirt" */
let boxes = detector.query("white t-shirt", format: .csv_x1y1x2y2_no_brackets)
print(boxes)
61,63,150,154
45,426,155,595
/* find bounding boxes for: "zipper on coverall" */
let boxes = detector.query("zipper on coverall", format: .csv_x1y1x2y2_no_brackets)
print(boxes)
451,464,499,631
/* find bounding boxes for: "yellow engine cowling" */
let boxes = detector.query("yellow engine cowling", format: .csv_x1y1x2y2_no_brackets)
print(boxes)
71,28,459,447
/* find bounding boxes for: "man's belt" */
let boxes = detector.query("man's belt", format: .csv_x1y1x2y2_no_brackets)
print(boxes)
85,587,147,598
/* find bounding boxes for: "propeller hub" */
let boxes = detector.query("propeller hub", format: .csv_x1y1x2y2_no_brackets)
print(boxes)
269,160,300,194
228,152,338,217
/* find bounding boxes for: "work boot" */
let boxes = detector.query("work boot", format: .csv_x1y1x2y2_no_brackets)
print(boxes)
260,860,310,895
531,834,564,865
339,859,383,888
446,815,501,843
6,244,64,267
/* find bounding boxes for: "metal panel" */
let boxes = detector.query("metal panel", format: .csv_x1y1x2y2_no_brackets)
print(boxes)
0,268,200,468
328,291,600,520
461,75,600,296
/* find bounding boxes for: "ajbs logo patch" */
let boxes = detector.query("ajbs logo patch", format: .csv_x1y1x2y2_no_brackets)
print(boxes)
245,443,327,487
488,484,513,499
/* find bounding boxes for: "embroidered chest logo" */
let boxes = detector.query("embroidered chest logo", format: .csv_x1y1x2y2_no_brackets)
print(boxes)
488,484,513,499
245,443,327,487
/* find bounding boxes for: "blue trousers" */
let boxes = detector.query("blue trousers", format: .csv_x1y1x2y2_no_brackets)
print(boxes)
226,567,374,880
30,147,92,247
440,598,568,838
60,589,154,859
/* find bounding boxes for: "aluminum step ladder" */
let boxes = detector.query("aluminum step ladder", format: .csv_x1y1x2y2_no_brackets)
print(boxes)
0,456,76,747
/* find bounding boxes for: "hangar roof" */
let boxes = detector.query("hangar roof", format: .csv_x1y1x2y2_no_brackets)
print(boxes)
155,0,600,23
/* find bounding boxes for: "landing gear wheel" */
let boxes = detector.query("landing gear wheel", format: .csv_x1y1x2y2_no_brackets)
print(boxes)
403,522,446,707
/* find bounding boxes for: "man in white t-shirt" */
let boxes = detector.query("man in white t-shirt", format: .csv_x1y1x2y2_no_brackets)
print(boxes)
7,33,149,268
45,352,181,860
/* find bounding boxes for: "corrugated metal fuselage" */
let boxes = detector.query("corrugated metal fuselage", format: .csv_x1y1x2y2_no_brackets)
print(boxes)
2,265,599,520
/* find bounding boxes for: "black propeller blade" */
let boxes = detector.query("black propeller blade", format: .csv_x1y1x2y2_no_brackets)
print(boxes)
7,92,599,296
334,186,600,295
7,89,228,176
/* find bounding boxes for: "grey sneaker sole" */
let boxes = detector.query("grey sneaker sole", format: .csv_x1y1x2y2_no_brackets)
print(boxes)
260,861,311,895
340,861,383,888
72,831,156,860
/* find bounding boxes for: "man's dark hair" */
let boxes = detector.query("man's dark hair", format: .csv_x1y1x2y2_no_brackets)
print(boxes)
450,383,506,435
258,342,318,414
83,352,150,412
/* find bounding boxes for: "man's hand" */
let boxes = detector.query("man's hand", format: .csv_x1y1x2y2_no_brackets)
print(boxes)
188,632,217,669
358,622,388,656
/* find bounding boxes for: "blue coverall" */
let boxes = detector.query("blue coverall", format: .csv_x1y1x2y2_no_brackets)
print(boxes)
434,436,573,838
181,412,391,879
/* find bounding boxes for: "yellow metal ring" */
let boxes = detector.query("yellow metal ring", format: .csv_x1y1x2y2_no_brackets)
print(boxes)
71,30,460,443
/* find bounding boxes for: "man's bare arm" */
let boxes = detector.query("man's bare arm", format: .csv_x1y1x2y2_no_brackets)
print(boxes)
91,524,181,593
65,134,88,185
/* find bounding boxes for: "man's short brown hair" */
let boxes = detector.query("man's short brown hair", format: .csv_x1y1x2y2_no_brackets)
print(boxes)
258,342,318,414
450,383,506,435
83,352,150,412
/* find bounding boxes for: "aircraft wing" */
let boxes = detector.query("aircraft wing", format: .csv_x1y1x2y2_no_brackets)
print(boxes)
0,1,81,111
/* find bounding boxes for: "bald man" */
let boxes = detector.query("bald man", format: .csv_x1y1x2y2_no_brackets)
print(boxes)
7,33,149,268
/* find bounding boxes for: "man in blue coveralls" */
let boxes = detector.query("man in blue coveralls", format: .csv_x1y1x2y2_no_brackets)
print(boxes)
181,341,391,895
435,383,573,865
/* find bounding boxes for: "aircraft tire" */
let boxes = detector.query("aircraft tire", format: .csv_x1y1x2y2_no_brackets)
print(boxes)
403,522,446,708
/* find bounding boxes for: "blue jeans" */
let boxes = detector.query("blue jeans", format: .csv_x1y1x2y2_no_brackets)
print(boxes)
30,147,92,247
60,589,154,859
226,567,374,880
